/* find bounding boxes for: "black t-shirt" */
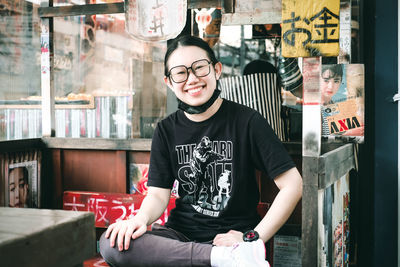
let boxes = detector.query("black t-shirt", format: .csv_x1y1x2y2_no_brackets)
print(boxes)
147,99,295,242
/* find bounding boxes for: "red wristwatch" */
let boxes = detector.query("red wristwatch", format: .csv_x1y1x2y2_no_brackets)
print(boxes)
243,230,259,242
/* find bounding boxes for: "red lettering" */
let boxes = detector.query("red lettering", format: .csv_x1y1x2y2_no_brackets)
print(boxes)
338,119,349,131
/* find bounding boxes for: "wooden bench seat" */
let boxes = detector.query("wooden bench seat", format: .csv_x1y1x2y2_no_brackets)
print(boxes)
63,191,271,267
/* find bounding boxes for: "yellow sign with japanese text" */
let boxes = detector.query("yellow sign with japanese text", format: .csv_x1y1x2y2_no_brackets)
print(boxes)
282,0,340,57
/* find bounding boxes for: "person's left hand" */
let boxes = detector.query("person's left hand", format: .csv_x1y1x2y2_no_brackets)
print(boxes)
213,230,243,247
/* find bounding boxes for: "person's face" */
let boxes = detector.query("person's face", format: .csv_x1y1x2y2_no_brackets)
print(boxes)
9,168,28,208
321,69,342,104
164,46,222,107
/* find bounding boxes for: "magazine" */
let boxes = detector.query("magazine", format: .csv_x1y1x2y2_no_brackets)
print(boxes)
6,160,39,208
319,174,350,267
321,64,364,141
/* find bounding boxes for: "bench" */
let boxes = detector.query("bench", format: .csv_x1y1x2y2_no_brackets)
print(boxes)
63,191,271,267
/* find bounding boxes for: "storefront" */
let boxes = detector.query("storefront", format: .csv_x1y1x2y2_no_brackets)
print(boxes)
0,0,398,266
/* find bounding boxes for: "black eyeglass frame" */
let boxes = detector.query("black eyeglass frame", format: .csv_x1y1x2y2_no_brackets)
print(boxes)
167,59,212,83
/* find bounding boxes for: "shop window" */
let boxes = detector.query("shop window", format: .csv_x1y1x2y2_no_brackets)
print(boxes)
0,1,168,140
52,14,167,139
0,1,42,140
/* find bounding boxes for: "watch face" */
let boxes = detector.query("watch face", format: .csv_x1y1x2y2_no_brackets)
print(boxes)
243,230,259,242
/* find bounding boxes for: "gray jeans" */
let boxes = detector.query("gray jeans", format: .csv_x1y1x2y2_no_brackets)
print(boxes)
99,224,213,267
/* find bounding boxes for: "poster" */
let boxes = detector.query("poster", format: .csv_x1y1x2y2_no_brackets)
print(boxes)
192,8,222,48
273,235,302,267
302,57,321,157
321,64,364,140
129,163,149,194
5,160,39,208
252,24,281,39
319,174,350,267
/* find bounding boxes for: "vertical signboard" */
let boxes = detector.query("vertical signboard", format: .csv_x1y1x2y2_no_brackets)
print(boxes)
302,57,321,157
40,21,55,137
338,0,351,63
282,0,340,57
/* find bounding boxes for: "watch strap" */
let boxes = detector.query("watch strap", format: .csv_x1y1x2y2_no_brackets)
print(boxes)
243,230,259,242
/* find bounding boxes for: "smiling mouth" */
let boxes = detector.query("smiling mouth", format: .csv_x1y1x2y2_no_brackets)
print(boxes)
186,87,203,95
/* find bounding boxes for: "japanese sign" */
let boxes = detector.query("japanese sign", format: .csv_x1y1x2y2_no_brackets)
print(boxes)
282,0,340,57
83,255,109,267
338,0,352,63
124,0,187,41
63,191,176,228
302,57,321,157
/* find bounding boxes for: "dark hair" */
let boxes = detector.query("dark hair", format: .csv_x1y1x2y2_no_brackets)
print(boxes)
164,35,219,76
22,167,29,184
11,166,29,184
321,64,343,79
243,60,277,75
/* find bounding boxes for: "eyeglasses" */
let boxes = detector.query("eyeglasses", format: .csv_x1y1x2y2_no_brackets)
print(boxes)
168,59,211,83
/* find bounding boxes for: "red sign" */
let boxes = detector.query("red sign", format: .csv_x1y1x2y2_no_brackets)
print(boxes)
63,191,176,228
84,254,109,267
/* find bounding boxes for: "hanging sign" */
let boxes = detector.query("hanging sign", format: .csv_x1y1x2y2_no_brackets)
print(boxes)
338,0,352,63
194,8,215,39
124,0,187,42
222,0,281,25
281,0,340,57
302,57,322,157
192,8,222,48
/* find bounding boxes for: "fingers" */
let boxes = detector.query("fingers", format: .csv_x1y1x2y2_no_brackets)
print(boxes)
213,230,243,247
117,224,128,251
106,219,147,251
124,224,136,250
105,223,115,239
213,234,222,245
108,223,120,248
213,233,230,246
132,224,147,239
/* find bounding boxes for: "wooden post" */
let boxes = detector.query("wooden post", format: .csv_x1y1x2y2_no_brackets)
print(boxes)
302,156,319,266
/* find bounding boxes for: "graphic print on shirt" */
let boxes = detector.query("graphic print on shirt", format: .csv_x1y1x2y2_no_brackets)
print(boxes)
175,136,233,217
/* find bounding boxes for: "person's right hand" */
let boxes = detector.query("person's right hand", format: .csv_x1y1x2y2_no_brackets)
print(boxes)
104,216,147,251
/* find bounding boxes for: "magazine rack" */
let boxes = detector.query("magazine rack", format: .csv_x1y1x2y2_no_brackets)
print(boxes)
302,143,356,266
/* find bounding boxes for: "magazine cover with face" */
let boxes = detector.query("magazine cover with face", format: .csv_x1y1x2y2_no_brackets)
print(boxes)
321,64,364,142
6,160,39,208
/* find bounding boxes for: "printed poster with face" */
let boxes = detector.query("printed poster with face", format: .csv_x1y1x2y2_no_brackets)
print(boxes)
321,64,364,141
5,160,39,208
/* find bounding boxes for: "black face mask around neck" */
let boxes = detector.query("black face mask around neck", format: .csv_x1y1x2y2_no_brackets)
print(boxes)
177,88,221,115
